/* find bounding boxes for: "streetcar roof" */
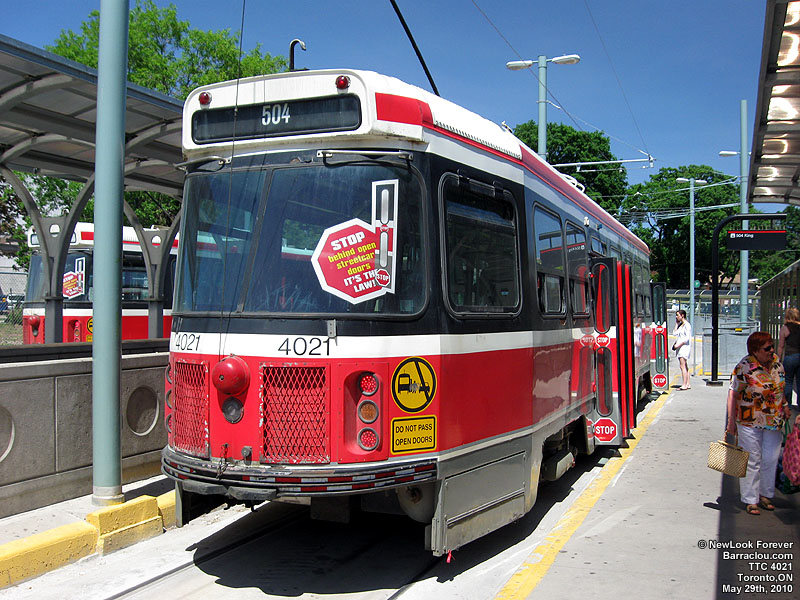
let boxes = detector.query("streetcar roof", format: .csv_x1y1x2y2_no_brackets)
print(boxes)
27,221,178,251
184,69,647,254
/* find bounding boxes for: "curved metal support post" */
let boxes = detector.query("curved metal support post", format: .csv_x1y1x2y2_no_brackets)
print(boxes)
0,166,69,342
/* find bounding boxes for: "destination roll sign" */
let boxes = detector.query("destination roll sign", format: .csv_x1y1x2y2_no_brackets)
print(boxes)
192,95,361,143
726,229,786,251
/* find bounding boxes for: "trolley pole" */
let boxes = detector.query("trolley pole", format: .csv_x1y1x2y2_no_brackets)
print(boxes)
92,0,129,506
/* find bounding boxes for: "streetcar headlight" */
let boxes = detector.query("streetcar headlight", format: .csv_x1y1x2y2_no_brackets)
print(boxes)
211,355,250,396
221,397,244,424
357,400,379,423
358,427,379,451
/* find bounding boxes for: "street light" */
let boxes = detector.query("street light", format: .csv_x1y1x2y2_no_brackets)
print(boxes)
506,54,581,159
677,176,707,374
719,99,750,326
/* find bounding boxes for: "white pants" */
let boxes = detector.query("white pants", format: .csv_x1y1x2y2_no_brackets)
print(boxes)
737,425,783,505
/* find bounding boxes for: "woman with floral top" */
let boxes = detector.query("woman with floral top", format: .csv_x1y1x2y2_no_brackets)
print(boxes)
726,331,792,515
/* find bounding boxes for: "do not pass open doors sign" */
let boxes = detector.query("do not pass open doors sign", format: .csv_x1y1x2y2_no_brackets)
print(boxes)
311,180,398,304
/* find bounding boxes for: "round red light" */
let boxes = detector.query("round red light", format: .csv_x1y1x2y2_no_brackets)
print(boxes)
359,373,378,396
29,315,41,328
198,91,212,106
211,355,250,396
335,75,350,90
358,428,379,451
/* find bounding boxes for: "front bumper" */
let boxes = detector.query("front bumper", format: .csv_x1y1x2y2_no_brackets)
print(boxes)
162,446,438,500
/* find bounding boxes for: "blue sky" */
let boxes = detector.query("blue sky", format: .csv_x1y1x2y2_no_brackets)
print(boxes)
3,1,765,190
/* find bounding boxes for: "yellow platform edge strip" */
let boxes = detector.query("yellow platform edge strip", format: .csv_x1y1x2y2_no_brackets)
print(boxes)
495,382,674,600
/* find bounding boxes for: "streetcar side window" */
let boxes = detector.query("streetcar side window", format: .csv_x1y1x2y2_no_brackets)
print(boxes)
566,222,590,317
533,206,565,316
442,176,520,314
590,235,606,256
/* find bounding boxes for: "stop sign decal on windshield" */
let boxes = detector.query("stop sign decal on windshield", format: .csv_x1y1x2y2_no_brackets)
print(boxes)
311,180,398,304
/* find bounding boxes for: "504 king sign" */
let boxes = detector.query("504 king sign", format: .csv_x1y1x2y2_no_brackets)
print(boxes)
311,180,399,304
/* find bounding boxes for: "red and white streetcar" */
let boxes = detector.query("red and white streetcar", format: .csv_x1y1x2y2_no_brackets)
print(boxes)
162,69,665,555
23,222,176,343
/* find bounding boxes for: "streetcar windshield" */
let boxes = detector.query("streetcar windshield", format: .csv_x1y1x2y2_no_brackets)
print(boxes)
176,162,425,315
26,251,151,304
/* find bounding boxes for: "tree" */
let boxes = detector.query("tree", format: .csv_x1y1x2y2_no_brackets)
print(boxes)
619,166,741,288
0,0,290,265
513,121,627,213
46,0,287,100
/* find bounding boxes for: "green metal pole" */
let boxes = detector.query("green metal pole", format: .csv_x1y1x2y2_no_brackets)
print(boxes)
538,55,547,159
92,0,129,506
739,99,749,326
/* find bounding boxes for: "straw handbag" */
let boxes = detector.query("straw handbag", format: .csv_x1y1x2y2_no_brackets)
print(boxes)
708,438,749,477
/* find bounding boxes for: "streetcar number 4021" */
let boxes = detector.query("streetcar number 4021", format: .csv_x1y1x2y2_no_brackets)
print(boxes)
278,337,331,356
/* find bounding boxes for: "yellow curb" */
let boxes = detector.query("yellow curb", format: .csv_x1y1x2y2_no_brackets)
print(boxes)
157,490,176,528
86,495,160,535
495,381,674,600
96,516,163,556
0,521,97,588
0,492,176,590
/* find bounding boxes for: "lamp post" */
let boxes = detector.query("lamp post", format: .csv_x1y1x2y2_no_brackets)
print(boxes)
506,54,580,159
677,176,706,373
719,99,750,326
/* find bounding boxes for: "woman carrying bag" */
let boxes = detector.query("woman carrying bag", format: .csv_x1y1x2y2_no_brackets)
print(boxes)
726,332,790,515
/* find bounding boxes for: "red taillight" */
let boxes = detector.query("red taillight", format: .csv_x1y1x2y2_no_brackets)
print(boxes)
359,373,378,396
198,91,212,106
335,75,350,90
358,428,378,451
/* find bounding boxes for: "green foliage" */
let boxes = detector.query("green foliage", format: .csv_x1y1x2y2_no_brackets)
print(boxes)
621,166,743,288
513,121,627,213
46,0,287,100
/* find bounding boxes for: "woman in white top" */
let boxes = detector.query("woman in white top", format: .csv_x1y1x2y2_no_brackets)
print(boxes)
672,309,692,390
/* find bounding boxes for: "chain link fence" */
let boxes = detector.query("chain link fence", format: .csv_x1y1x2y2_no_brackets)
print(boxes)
0,271,27,346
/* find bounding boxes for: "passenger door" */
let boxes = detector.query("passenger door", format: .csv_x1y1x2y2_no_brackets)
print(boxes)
589,257,636,445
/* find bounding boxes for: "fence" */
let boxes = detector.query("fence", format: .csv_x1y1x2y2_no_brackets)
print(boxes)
0,270,26,346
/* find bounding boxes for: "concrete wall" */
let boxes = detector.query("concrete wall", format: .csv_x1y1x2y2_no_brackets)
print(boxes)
0,352,168,518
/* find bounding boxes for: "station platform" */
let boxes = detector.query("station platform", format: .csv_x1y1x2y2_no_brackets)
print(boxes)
1,361,799,598
500,367,800,600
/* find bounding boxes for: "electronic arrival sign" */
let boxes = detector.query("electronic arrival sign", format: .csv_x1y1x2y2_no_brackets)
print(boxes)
726,230,786,251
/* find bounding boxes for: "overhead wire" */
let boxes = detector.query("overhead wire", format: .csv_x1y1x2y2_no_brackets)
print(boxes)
582,0,651,157
469,0,653,168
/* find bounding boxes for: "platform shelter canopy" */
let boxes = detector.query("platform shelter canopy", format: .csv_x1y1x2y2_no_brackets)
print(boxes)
750,0,800,207
0,33,183,196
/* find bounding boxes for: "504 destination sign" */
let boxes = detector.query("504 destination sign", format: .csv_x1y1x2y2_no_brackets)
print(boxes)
192,95,361,143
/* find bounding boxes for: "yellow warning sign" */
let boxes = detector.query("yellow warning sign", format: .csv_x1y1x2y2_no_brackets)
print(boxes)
87,317,93,333
391,357,436,413
391,416,436,453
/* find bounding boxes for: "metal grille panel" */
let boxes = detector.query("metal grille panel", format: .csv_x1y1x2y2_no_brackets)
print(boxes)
172,360,209,458
261,365,329,464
